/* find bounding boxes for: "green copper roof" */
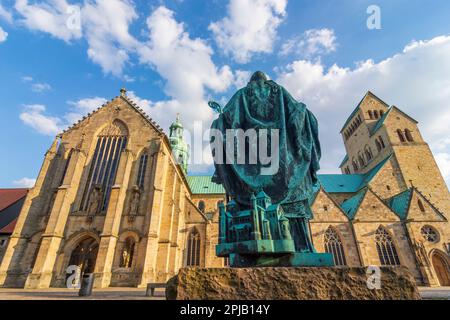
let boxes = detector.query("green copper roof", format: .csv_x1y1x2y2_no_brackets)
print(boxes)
339,155,349,168
370,107,392,136
187,176,226,194
388,189,413,220
341,188,368,220
187,155,391,195
318,174,365,193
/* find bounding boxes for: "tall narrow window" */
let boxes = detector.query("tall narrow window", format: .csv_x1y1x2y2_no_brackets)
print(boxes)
59,150,73,186
120,237,135,268
405,129,414,142
397,129,406,143
375,140,382,152
352,159,358,171
358,155,365,167
375,227,400,266
368,110,373,119
81,120,128,212
136,152,149,189
374,110,379,119
198,200,206,213
379,136,386,149
187,228,201,266
324,227,347,266
418,199,425,212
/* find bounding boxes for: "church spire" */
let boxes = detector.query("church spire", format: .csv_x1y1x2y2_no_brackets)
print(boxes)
169,114,189,174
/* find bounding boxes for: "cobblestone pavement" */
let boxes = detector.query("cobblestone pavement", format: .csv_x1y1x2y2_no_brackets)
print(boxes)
0,287,448,300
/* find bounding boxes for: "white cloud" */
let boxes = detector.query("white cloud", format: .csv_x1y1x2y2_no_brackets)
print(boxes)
234,70,251,89
14,0,82,42
276,35,450,185
14,0,138,76
65,96,107,123
281,28,337,58
13,177,36,188
81,0,139,76
435,153,450,183
31,82,51,92
137,6,233,131
21,75,33,82
209,0,287,63
0,3,13,24
0,26,7,42
19,104,62,136
20,97,109,135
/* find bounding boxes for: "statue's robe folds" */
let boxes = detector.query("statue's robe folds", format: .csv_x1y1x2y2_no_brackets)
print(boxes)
210,79,321,252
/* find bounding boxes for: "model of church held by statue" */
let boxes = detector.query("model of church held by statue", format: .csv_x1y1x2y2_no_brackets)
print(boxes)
217,191,333,267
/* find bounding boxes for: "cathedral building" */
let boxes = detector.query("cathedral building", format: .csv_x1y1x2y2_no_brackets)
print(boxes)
0,89,449,289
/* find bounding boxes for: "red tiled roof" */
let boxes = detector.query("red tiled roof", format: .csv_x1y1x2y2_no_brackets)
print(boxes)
0,189,28,212
0,219,17,234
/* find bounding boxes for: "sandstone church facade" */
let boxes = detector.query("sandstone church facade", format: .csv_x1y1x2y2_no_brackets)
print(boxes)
0,89,449,289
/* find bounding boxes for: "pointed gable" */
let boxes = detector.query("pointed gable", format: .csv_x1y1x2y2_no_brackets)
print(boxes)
405,188,447,222
341,188,367,220
61,91,165,138
310,188,349,222
340,91,389,133
342,188,400,222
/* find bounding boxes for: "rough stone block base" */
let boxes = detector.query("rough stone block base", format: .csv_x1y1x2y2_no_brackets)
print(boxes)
166,267,421,300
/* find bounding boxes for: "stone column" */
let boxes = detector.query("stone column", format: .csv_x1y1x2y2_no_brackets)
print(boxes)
168,183,185,275
155,168,177,281
24,148,86,289
137,148,169,288
93,149,133,288
0,138,60,287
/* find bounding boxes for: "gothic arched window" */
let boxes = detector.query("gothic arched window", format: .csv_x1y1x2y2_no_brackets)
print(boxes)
81,120,128,213
397,129,406,143
187,228,201,266
120,237,135,268
324,227,347,266
375,227,400,266
136,152,149,189
405,129,414,142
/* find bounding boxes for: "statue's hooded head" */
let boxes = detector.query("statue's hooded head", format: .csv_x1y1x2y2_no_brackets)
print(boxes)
249,71,267,83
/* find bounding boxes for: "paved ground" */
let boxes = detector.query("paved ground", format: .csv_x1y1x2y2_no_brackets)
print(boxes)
0,287,448,300
0,287,165,300
418,286,450,300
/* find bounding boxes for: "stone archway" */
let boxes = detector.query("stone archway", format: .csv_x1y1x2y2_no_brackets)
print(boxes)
432,251,450,286
68,237,99,276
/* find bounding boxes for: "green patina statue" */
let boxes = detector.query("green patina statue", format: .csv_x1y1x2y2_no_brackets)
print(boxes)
210,71,333,267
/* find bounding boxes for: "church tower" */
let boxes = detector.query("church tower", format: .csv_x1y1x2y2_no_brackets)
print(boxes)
169,114,189,173
339,91,450,214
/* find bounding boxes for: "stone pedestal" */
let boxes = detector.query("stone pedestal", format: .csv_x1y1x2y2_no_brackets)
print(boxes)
166,267,421,300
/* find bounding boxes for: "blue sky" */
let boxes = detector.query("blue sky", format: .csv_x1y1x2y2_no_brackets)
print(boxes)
1,0,450,188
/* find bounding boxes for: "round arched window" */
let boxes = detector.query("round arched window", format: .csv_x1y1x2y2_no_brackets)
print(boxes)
198,200,206,213
421,226,439,243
